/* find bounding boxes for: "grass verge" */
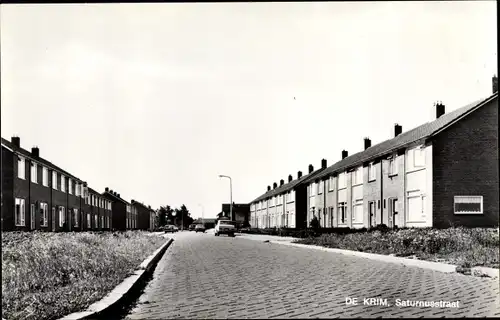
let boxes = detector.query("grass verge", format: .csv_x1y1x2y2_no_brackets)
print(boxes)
293,227,499,269
1,231,166,320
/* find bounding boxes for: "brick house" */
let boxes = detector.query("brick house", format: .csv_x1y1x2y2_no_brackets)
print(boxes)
102,188,133,231
1,137,86,232
249,162,327,229
87,187,112,231
304,89,498,228
131,199,152,230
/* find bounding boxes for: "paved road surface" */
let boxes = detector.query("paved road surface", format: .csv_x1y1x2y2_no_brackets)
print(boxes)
124,231,500,319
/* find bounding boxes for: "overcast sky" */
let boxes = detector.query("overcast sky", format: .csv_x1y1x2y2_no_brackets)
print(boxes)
1,2,497,219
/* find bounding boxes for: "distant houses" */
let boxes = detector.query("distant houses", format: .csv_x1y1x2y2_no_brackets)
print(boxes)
1,137,156,232
250,77,499,230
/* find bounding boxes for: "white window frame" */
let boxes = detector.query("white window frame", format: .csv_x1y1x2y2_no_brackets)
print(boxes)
40,202,48,227
61,175,66,193
318,181,323,194
454,196,483,215
310,183,316,196
389,156,399,176
368,163,376,181
75,183,80,197
101,215,104,228
31,203,36,229
328,176,334,191
68,179,73,195
59,206,65,227
42,167,49,186
407,190,426,222
31,162,38,183
352,199,363,222
15,198,26,226
17,156,26,179
353,167,363,185
338,173,346,189
413,146,426,167
95,214,98,228
52,171,58,190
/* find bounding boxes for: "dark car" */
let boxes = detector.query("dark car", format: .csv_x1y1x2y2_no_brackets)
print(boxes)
189,224,196,231
195,224,206,233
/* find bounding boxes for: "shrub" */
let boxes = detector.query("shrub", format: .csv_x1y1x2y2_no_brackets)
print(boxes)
2,231,166,320
310,217,320,230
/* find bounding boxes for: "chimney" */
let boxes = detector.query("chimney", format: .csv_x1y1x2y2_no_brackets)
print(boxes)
321,159,327,169
364,138,371,150
342,150,348,159
117,193,120,198
297,171,303,179
435,101,445,119
288,174,293,182
280,179,284,186
308,164,314,173
394,124,402,137
110,189,114,194
273,182,277,189
493,75,498,94
131,199,135,204
105,187,109,192
31,147,40,158
11,136,20,148
267,185,271,192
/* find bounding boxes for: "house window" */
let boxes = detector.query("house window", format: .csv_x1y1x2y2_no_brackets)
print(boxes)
75,183,80,197
454,196,483,214
61,175,66,193
338,202,347,224
15,198,26,226
389,157,398,176
353,167,363,185
31,162,38,183
368,163,376,181
352,199,363,223
407,190,425,222
59,206,65,227
17,156,26,179
101,216,104,228
40,203,48,227
68,179,73,195
413,146,426,167
42,167,49,186
318,181,324,194
310,183,316,196
87,213,91,228
95,215,98,228
328,176,334,191
338,173,346,189
52,171,58,190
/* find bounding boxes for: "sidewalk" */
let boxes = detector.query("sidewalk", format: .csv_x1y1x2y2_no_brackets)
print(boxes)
235,232,297,243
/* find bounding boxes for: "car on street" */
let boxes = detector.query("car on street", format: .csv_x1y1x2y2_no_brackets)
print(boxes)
215,220,236,237
164,225,178,233
195,224,206,233
189,224,196,231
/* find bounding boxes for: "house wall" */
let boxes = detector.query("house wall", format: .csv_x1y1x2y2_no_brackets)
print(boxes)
381,153,406,228
432,98,499,228
1,147,14,231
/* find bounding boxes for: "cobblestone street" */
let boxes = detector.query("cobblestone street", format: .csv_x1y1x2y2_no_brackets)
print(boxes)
124,231,500,319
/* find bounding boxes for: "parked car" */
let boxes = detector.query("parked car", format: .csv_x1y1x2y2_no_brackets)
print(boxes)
195,224,206,233
215,220,236,237
164,225,178,233
189,224,196,231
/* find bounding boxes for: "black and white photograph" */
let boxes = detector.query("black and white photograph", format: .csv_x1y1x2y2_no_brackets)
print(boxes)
1,1,498,319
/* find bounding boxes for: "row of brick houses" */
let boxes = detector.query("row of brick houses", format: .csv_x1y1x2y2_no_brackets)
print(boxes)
250,77,499,229
1,136,156,232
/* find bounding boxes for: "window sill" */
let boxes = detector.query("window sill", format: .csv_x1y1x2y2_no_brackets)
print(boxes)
15,224,26,227
31,181,38,184
454,212,483,215
388,173,398,178
18,177,26,180
368,179,376,183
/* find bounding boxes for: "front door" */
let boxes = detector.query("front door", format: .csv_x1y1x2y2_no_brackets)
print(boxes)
389,198,398,228
52,207,56,231
31,204,35,230
369,201,376,227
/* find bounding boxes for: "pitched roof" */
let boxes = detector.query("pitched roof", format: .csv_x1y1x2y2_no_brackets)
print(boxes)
102,190,129,204
313,93,497,182
250,167,327,203
1,137,83,182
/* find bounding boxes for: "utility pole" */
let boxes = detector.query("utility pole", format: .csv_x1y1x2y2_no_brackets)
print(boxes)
218,175,233,221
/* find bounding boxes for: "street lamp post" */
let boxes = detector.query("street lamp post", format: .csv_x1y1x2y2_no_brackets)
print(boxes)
218,175,233,221
198,203,204,224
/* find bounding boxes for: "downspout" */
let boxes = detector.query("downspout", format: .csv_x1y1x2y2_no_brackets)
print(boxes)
380,161,383,226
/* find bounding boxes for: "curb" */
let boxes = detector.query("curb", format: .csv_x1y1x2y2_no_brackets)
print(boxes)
240,235,499,279
59,237,174,320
